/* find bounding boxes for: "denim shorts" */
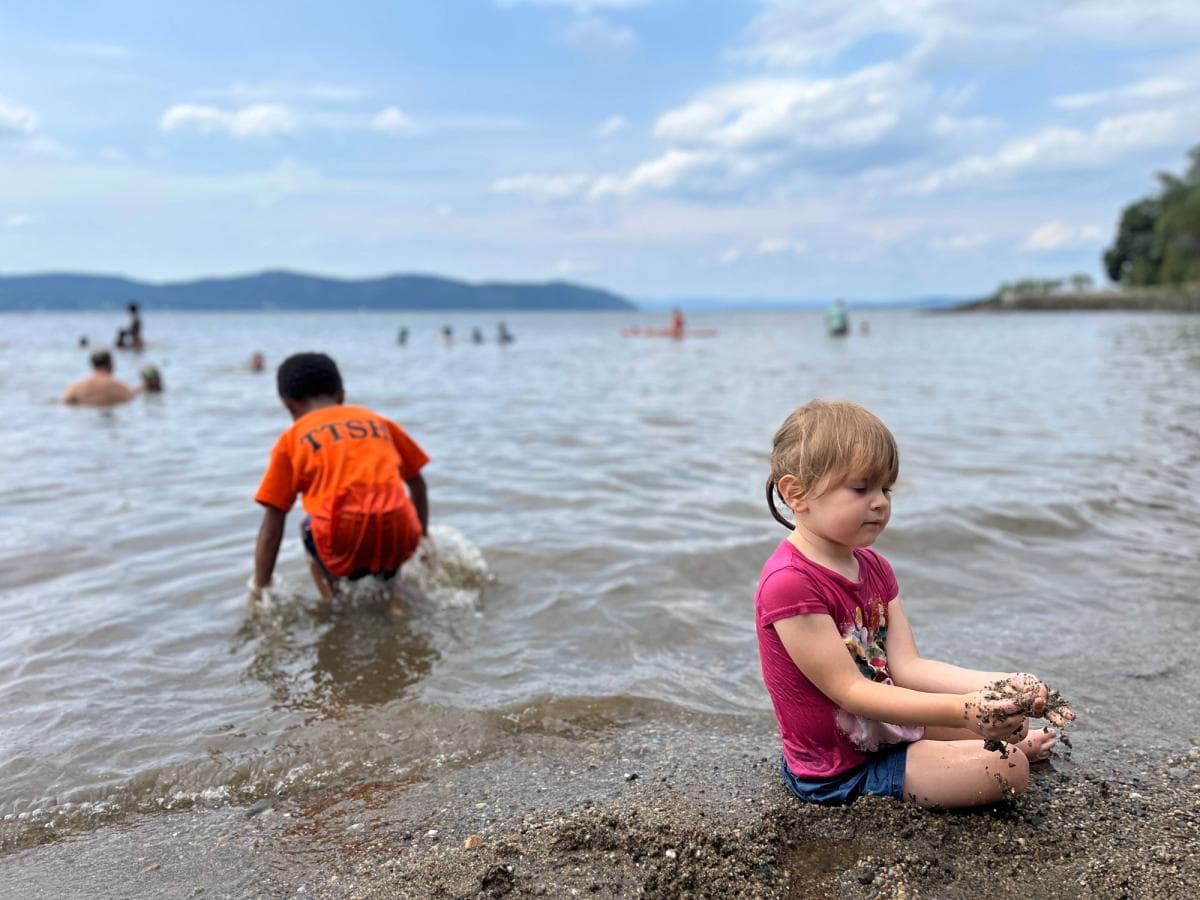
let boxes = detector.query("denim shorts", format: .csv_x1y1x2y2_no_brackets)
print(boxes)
780,744,908,806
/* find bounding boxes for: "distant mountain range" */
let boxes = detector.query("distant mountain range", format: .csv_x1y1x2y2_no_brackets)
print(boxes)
0,270,636,311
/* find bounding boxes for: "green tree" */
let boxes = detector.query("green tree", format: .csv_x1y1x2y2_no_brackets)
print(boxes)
1103,144,1200,286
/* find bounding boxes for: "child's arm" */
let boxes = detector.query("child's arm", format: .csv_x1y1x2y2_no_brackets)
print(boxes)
253,505,287,593
884,600,1070,724
884,599,1012,692
405,472,428,535
774,613,1028,739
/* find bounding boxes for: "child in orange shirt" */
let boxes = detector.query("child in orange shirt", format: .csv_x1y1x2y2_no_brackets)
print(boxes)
252,352,430,606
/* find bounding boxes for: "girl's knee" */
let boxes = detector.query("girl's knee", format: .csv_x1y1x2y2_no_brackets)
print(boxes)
994,746,1031,795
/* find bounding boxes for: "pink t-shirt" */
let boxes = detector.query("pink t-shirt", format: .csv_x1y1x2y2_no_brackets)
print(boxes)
755,540,922,779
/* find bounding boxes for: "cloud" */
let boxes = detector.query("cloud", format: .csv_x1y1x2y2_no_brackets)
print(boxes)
4,213,33,228
653,66,915,154
492,172,592,200
733,1,1200,70
371,106,418,135
564,15,637,57
913,108,1189,193
1021,221,1105,252
159,103,296,138
1053,76,1190,110
929,233,992,252
590,149,717,197
755,237,807,256
595,114,629,137
0,96,38,135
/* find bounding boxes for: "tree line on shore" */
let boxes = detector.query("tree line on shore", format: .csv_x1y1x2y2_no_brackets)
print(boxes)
991,144,1200,299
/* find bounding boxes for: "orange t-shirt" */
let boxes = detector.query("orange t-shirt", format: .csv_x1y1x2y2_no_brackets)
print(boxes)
255,404,429,577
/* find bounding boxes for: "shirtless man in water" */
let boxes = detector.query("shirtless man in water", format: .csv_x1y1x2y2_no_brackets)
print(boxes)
62,350,137,406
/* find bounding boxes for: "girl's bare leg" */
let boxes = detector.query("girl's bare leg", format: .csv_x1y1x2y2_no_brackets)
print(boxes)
903,739,1030,808
924,724,1059,761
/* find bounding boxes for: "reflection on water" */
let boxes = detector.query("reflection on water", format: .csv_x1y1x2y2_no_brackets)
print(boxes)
1,309,1198,850
239,601,439,716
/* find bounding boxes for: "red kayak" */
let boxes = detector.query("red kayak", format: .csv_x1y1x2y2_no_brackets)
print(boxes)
620,326,719,338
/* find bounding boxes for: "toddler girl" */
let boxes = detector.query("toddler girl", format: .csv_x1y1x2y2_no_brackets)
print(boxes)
756,400,1072,808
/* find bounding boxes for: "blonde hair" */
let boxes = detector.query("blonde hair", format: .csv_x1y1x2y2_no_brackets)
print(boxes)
765,399,899,529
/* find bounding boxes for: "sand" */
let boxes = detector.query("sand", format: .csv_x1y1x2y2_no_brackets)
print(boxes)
4,715,1197,899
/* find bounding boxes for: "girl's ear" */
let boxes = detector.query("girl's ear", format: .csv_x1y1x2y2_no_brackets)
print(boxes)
776,474,808,514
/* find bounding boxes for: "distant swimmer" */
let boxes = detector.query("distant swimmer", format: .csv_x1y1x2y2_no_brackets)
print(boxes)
670,306,685,340
251,352,431,612
826,297,849,337
496,322,515,344
140,365,163,393
78,336,89,348
471,327,484,345
397,327,409,347
115,301,143,350
441,325,454,346
249,352,266,372
62,350,137,406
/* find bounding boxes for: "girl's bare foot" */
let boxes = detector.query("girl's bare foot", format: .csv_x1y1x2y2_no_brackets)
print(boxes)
1013,726,1057,761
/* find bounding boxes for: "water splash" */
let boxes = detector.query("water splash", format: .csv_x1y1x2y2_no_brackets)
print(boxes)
398,524,491,610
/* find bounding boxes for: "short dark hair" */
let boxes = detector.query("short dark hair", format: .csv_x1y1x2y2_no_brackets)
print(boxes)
91,350,113,370
276,352,343,402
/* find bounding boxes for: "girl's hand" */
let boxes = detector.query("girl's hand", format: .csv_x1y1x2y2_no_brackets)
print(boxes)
961,689,1028,740
1001,673,1076,727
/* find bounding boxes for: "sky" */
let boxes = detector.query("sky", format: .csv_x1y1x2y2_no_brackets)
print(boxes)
1,0,1199,303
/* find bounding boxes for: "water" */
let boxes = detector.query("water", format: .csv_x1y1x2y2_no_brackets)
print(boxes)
2,308,1198,848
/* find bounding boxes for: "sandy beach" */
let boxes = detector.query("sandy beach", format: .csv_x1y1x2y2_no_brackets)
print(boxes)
4,714,1198,899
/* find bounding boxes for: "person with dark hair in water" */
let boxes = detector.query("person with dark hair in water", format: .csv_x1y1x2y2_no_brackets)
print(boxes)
62,350,137,406
140,365,163,393
115,301,143,350
250,352,431,611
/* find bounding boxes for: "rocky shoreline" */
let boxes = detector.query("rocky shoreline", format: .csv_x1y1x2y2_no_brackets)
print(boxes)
3,716,1198,899
951,285,1200,312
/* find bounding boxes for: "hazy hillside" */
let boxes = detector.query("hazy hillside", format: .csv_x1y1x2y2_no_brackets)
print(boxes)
0,271,636,311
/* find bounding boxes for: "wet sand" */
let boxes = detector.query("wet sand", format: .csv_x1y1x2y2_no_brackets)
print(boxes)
4,717,1198,899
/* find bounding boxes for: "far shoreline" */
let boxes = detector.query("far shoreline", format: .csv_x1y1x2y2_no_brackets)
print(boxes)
949,284,1200,313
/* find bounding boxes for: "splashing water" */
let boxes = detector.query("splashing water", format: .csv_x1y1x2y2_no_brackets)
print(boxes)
397,524,492,610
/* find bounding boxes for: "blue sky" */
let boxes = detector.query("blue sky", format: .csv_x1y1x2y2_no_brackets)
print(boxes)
1,0,1199,302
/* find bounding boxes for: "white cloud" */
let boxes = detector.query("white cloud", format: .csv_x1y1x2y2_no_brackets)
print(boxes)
493,172,591,200
1053,76,1189,110
931,113,1002,138
718,248,743,265
159,103,296,138
0,96,38,134
654,66,915,153
1021,221,1105,252
556,257,582,274
371,106,418,135
913,108,1188,193
564,16,637,57
755,237,806,256
734,1,1200,70
929,233,992,252
595,114,629,137
590,149,715,197
4,213,33,228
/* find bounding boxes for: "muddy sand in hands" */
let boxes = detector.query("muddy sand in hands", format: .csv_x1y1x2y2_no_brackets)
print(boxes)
5,714,1199,899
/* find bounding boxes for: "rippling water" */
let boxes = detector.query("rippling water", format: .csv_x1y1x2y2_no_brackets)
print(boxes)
2,308,1198,846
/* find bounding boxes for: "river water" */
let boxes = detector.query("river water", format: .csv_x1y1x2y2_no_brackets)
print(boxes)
2,308,1198,848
